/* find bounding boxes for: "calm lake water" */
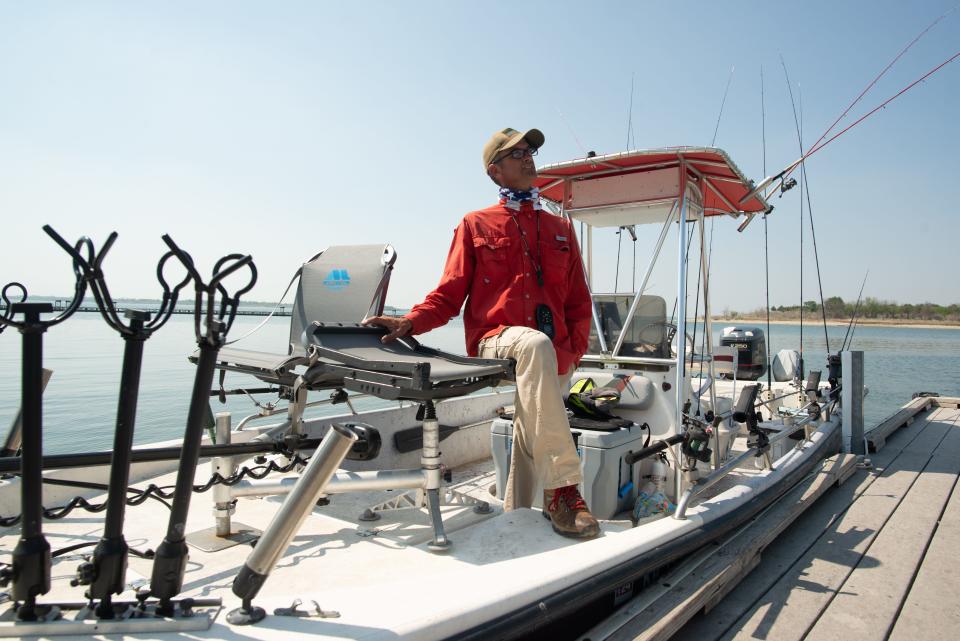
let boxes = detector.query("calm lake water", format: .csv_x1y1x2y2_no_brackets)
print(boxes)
0,312,957,454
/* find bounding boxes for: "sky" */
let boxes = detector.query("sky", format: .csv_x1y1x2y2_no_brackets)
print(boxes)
1,1,957,314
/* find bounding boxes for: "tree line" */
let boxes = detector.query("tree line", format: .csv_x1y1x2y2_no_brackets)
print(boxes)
752,297,960,322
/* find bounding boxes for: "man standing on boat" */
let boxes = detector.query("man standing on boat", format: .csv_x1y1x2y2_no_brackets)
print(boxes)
364,127,599,539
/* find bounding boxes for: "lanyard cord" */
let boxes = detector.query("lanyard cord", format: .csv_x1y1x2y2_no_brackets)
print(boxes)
510,210,543,287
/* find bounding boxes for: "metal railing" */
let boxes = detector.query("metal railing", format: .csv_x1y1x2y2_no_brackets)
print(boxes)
673,395,838,520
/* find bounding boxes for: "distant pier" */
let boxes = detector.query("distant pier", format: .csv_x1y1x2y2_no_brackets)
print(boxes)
50,302,292,317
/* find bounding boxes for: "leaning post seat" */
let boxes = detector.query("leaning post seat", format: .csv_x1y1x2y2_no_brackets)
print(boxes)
303,324,514,401
195,244,398,388
226,331,515,620
192,243,514,554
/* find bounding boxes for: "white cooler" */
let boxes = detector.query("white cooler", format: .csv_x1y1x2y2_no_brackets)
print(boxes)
490,417,649,519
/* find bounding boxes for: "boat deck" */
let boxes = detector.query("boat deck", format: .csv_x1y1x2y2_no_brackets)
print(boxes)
592,396,960,641
0,400,839,640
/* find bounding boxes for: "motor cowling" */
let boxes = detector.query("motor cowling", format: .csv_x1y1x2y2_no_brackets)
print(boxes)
719,326,767,381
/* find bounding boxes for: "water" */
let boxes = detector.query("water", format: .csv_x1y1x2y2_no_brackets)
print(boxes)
0,313,957,454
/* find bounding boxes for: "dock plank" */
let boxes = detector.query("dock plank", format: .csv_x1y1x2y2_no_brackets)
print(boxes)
672,405,944,641
718,408,953,641
888,444,960,641
804,419,960,641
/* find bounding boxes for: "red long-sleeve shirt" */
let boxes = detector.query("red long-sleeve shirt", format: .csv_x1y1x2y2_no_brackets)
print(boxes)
405,201,593,375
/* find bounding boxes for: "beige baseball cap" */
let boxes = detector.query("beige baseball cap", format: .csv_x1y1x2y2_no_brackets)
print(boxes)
482,127,545,168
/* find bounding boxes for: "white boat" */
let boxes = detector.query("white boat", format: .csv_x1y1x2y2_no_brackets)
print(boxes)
0,146,859,640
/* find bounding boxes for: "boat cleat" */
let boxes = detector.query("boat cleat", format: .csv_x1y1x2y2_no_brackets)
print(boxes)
273,598,339,619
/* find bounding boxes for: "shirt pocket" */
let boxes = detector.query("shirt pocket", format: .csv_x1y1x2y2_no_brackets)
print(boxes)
540,241,571,285
473,235,512,285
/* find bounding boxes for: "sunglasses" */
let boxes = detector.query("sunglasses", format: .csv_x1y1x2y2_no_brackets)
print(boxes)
494,147,539,163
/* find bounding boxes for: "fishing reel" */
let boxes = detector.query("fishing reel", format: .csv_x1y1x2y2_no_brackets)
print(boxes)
681,424,713,465
679,402,713,466
777,177,798,197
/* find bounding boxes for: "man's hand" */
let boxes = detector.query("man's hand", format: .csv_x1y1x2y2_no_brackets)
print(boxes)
362,315,413,343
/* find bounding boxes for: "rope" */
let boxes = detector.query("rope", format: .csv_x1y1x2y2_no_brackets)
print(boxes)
0,454,308,527
224,265,303,346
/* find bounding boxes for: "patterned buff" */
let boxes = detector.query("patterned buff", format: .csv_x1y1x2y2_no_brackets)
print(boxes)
499,186,542,211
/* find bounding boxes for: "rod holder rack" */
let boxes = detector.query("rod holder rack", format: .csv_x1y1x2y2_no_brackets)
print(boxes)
0,226,97,621
39,226,193,617
147,236,256,615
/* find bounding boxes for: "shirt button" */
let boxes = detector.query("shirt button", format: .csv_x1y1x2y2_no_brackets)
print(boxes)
527,316,533,321
524,294,530,299
525,272,530,277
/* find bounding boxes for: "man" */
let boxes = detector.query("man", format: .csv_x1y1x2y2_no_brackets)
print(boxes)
364,127,599,538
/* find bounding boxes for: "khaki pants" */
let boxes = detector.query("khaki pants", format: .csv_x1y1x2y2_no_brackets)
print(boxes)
478,326,582,510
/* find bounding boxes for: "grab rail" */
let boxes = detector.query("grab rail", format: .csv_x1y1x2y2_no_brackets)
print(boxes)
673,395,838,520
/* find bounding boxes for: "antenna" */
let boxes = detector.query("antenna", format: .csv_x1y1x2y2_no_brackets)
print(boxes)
556,106,589,159
711,65,735,146
626,72,636,150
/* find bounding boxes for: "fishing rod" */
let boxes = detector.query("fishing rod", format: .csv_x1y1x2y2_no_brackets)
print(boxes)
740,48,960,206
761,65,773,391
780,57,832,357
803,5,958,166
694,65,735,414
780,63,807,381
842,271,869,351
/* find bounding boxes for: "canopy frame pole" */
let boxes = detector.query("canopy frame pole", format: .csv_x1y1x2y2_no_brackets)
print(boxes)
586,224,594,290
610,201,677,357
559,181,609,355
674,167,690,501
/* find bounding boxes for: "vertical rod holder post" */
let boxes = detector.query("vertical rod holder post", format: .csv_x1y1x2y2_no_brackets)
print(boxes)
87,311,150,617
8,303,54,620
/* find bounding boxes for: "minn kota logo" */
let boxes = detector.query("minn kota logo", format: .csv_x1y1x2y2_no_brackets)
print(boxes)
323,269,351,290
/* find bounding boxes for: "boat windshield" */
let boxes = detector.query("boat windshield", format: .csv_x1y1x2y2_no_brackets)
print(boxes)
587,294,671,358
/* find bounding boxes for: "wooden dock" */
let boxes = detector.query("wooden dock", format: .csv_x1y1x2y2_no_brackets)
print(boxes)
586,395,960,641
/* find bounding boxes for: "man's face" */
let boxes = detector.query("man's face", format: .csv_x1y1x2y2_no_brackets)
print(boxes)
488,141,538,190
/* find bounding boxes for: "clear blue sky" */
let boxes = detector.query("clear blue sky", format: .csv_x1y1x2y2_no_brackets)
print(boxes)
1,1,957,313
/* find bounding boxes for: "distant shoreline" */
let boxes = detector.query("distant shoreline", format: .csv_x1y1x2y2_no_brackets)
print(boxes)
713,317,960,330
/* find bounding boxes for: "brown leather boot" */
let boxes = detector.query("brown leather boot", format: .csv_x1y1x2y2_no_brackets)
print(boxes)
543,485,600,538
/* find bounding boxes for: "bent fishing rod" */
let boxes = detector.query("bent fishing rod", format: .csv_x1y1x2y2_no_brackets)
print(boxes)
740,47,960,206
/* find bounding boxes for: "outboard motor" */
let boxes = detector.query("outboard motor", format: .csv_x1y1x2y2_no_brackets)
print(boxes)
719,326,767,381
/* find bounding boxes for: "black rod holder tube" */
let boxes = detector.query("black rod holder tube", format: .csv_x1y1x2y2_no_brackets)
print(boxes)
624,433,685,466
87,314,148,617
10,303,53,620
732,384,761,425
805,370,822,395
0,439,320,475
148,337,222,613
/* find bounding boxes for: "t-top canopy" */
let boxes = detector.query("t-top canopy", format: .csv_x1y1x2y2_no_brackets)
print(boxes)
534,147,770,223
